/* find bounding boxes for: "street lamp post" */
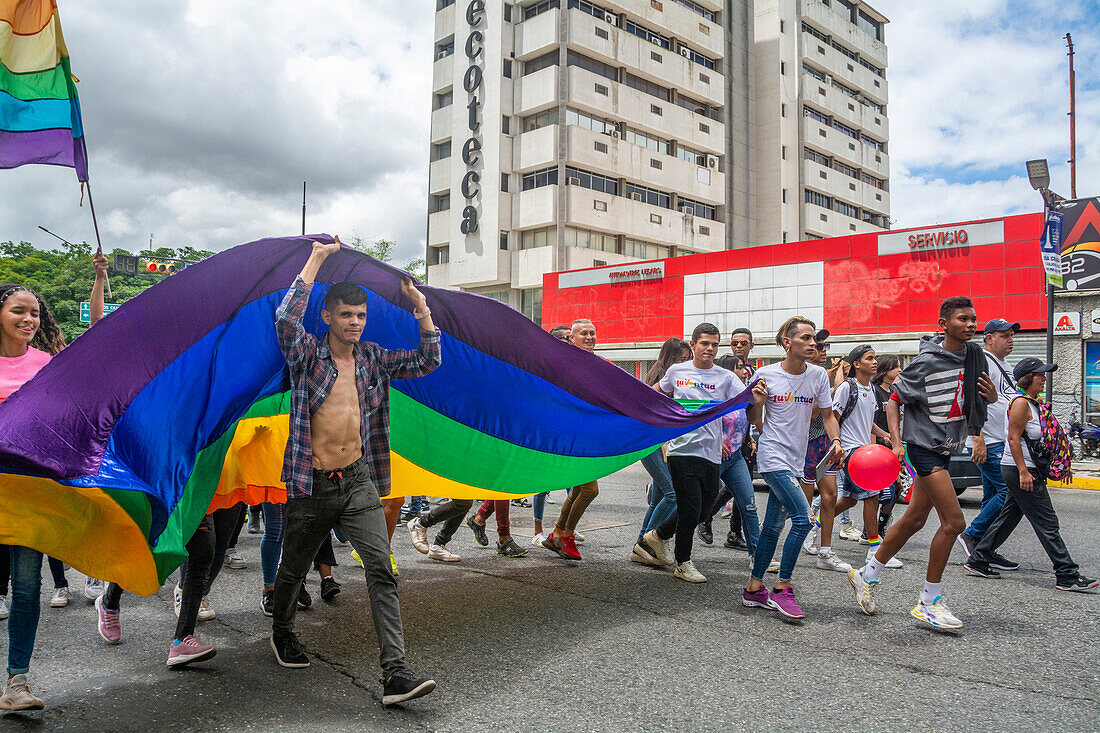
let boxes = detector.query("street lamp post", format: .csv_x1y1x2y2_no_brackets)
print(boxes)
1027,159,1055,398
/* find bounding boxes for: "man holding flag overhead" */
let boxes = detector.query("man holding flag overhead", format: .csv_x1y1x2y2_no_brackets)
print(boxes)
270,236,440,707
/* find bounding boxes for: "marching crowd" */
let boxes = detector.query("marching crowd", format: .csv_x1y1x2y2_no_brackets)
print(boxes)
0,240,1095,712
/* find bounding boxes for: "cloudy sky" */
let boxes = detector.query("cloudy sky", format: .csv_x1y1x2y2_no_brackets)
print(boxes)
2,0,1097,264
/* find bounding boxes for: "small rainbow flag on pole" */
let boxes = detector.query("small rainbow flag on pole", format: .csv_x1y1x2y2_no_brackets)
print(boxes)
0,0,87,180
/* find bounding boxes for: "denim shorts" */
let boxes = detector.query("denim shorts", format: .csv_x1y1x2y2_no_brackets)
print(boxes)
837,451,879,500
802,434,837,482
906,444,951,477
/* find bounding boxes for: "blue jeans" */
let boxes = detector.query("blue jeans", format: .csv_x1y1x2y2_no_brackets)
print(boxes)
719,452,760,555
754,471,812,582
965,442,1008,541
261,502,286,588
7,546,42,675
638,449,676,542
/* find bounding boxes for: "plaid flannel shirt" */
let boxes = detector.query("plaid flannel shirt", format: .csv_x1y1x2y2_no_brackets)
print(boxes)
275,276,441,499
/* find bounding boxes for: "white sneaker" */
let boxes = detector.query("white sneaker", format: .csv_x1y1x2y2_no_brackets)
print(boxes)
224,548,246,569
867,548,903,568
720,500,734,519
197,596,216,621
642,529,674,566
84,577,105,600
531,532,547,548
749,556,781,573
839,523,862,542
50,587,70,608
815,550,853,573
0,595,8,620
407,518,429,554
173,584,182,618
848,568,877,615
427,544,460,563
911,596,963,630
673,560,707,583
802,526,820,555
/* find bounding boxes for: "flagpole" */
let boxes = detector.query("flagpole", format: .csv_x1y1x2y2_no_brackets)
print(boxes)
84,180,111,298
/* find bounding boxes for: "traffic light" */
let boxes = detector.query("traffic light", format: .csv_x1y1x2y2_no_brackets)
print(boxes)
112,253,139,274
145,261,177,274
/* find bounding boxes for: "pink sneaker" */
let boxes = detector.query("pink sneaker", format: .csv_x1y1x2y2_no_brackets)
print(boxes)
166,635,217,668
95,596,121,644
767,587,805,620
741,586,771,609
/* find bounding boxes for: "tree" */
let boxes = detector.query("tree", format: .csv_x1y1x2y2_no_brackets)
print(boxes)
345,237,426,280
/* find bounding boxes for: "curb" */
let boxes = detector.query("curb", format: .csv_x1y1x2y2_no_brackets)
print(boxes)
1053,476,1100,491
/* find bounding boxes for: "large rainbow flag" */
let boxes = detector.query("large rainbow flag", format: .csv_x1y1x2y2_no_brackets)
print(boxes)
0,237,750,595
0,0,87,178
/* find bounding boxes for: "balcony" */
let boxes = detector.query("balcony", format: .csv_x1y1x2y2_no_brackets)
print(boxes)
801,73,862,132
515,185,557,230
800,113,862,170
861,105,888,141
514,7,558,59
801,158,862,207
432,52,454,90
431,104,456,140
514,65,558,116
564,185,723,251
512,246,555,289
434,4,454,43
428,156,451,194
427,210,450,246
515,124,557,172
861,182,890,216
861,145,889,179
800,0,887,68
628,2,724,58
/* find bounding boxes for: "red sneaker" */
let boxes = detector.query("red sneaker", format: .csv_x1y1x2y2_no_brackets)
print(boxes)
560,534,582,561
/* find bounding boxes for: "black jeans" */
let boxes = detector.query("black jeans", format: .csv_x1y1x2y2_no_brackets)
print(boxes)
272,457,406,675
971,465,1079,581
705,486,742,535
655,456,721,563
420,499,474,547
175,504,243,640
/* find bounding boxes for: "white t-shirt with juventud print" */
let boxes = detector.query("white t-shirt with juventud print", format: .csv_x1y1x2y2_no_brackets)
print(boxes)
660,361,744,463
833,379,876,451
755,362,833,474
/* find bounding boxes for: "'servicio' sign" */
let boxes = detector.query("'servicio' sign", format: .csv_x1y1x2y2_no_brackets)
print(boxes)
460,0,484,235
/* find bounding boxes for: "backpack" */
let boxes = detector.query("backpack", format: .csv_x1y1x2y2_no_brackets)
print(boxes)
1010,394,1072,481
838,378,862,425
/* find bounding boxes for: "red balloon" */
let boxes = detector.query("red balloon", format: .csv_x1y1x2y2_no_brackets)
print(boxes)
846,444,900,492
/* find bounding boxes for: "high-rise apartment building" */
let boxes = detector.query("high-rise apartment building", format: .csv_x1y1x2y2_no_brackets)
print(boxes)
425,0,750,324
753,0,889,242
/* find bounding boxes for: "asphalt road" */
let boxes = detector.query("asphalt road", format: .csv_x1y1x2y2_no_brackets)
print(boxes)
3,465,1098,731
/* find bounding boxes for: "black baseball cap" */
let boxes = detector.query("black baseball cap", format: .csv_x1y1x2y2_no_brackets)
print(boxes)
1012,357,1057,382
983,318,1020,335
815,328,830,342
847,344,874,364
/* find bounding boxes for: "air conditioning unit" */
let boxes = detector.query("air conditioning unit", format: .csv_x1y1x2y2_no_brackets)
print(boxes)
610,128,621,138
630,192,644,201
680,47,691,58
706,155,718,169
436,50,449,60
567,176,581,186
605,12,617,26
680,205,694,215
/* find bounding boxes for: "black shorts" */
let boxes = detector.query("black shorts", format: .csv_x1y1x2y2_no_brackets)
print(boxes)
907,444,951,477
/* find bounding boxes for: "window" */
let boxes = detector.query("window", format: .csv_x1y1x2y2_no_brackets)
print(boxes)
501,173,509,192
565,108,617,135
519,225,556,249
833,120,859,139
503,59,512,78
482,290,509,303
650,213,661,224
831,78,859,98
595,26,608,40
503,3,512,21
699,122,709,134
782,189,787,203
802,63,826,82
624,19,671,50
682,46,716,69
437,0,455,9
862,98,884,114
435,37,454,58
780,20,785,33
781,104,786,117
781,145,787,160
831,39,858,61
804,107,830,125
624,238,671,259
522,107,558,132
434,89,453,108
568,0,610,20
522,166,558,190
594,140,608,153
624,127,670,154
857,9,883,41
699,225,710,235
651,50,663,62
623,71,670,101
594,83,608,95
625,182,671,208
674,0,716,23
502,115,510,134
432,141,451,160
676,143,706,166
500,231,509,250
804,189,829,208
862,173,885,189
859,57,884,77
834,0,855,20
780,61,786,75
832,159,859,179
524,50,559,76
802,22,828,43
678,197,716,220
521,288,542,326
804,147,829,166
435,245,449,264
834,199,858,218
567,50,617,81
523,0,559,20
651,104,663,116
594,199,607,211
566,166,618,195
431,192,450,212
699,72,709,84
861,134,885,151
650,159,662,169
563,225,617,252
676,92,721,120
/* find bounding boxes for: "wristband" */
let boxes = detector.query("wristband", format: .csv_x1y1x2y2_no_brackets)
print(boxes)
413,306,431,320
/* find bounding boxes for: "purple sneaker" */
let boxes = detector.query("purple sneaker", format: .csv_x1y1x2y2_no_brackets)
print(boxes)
166,635,217,668
767,587,805,619
741,586,771,609
95,595,121,644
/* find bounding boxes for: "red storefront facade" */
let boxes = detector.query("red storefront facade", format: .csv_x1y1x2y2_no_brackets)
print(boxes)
543,212,1047,368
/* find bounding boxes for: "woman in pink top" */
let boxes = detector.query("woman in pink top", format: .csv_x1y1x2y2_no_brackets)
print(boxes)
0,253,107,711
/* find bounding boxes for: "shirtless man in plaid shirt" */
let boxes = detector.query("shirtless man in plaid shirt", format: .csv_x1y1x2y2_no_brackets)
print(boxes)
269,237,441,706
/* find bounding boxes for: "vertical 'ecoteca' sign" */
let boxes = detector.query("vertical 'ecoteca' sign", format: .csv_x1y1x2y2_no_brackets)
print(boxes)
461,0,484,235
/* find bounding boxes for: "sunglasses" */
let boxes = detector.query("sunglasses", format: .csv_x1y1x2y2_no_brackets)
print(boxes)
814,343,830,352
730,340,751,347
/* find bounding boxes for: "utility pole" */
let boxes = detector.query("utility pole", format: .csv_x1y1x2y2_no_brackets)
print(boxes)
1066,34,1076,198
302,181,307,236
